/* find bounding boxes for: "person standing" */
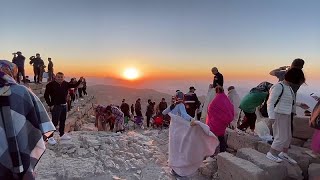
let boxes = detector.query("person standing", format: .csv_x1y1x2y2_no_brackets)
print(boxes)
120,99,130,122
205,86,234,162
48,58,54,82
12,51,26,83
266,68,305,164
211,67,224,88
135,98,142,117
146,99,155,128
29,53,44,84
44,72,83,144
184,86,201,118
269,58,309,134
158,98,168,114
227,86,241,129
0,60,55,179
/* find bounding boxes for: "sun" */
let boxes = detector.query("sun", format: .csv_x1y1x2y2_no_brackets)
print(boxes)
123,68,139,80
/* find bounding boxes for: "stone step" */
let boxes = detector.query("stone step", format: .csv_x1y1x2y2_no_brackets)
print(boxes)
236,148,287,180
217,152,268,180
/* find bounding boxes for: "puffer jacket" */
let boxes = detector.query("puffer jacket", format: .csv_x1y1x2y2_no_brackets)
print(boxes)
267,82,295,119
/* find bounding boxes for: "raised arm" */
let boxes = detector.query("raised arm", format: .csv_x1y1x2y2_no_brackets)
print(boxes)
177,104,193,121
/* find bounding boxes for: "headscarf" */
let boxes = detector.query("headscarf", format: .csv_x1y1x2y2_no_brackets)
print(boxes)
250,81,273,93
0,60,18,87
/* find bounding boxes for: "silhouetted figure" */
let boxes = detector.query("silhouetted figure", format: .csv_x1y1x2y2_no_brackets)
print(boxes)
48,58,54,82
29,53,44,84
12,51,26,83
120,99,130,118
135,98,142,117
146,99,155,127
211,67,224,88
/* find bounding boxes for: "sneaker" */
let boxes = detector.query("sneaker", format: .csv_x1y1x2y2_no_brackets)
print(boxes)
305,150,320,159
48,137,57,145
60,134,72,140
169,169,182,177
203,157,215,163
278,152,297,164
266,152,283,163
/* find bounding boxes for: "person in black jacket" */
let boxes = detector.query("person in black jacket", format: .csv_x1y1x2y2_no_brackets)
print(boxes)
184,86,201,118
48,58,54,82
120,99,130,118
12,51,26,83
29,53,44,84
135,98,142,117
44,72,83,144
211,67,224,88
145,99,155,128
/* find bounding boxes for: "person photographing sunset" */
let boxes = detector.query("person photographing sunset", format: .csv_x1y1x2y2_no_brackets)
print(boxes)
44,72,84,145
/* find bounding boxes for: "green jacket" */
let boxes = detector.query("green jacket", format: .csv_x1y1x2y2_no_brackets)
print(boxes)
239,92,268,113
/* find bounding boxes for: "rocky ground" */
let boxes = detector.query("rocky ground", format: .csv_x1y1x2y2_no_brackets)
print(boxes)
36,128,218,180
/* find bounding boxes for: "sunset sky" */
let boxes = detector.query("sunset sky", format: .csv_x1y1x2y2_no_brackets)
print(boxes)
1,0,319,82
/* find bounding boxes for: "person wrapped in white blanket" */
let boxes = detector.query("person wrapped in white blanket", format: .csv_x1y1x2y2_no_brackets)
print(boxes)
163,91,219,178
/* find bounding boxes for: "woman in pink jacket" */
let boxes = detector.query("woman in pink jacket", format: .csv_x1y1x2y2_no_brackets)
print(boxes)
206,86,234,153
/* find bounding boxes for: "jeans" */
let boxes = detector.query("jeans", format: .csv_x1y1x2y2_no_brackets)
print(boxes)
51,105,67,137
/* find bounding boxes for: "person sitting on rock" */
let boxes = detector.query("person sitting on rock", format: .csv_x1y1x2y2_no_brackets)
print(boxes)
266,68,305,164
205,86,234,160
0,60,55,179
238,81,273,135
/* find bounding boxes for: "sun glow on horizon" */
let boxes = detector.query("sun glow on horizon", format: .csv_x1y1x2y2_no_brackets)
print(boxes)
123,67,139,80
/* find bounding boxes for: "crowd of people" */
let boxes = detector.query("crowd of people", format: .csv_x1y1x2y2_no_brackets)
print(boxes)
11,51,54,84
1,54,320,179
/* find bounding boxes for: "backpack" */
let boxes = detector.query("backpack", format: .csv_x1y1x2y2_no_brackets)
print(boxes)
259,83,284,118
